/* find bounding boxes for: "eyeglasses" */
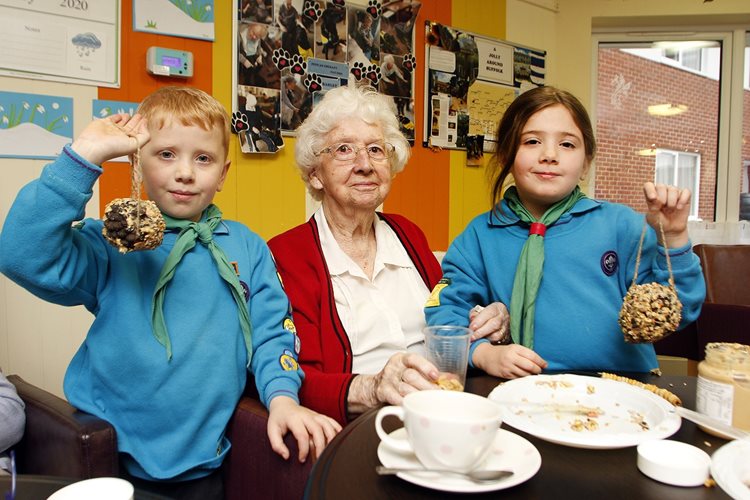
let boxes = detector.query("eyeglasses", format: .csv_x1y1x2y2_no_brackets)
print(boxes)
316,142,395,162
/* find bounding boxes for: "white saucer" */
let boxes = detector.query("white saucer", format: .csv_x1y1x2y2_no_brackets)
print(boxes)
710,439,750,500
377,427,541,493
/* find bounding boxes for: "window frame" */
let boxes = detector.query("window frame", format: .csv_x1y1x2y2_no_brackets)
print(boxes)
655,148,701,219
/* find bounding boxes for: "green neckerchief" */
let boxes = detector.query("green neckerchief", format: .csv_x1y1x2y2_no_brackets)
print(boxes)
505,186,586,349
152,204,253,362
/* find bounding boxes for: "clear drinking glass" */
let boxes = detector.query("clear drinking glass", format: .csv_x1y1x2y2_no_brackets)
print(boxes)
424,325,472,391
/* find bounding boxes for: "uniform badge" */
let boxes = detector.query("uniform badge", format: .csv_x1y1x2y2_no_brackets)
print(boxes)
601,250,618,276
240,280,250,301
283,318,297,334
279,353,299,371
424,277,451,307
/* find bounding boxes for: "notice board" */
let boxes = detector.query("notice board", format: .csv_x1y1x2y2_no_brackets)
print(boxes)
0,0,120,87
423,21,545,151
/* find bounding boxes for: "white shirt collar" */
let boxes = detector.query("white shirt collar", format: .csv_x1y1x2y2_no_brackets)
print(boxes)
315,208,414,279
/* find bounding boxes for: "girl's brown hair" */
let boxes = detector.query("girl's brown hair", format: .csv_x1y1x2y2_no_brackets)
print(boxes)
488,86,597,214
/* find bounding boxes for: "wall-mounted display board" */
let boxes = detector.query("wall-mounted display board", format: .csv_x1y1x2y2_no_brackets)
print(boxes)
423,21,545,151
133,0,215,41
0,0,120,87
0,90,74,160
232,0,420,154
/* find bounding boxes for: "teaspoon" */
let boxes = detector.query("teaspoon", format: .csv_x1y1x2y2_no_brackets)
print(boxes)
375,465,514,483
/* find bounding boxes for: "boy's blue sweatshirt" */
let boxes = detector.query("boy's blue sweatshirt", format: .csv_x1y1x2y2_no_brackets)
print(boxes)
426,197,706,372
0,146,303,481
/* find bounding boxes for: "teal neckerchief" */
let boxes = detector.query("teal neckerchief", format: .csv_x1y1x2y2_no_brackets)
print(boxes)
152,204,252,362
505,186,586,349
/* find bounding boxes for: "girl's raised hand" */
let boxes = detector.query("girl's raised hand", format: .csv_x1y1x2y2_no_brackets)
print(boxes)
71,113,150,166
643,182,691,248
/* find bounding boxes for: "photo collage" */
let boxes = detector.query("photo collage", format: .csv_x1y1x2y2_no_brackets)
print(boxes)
234,0,421,153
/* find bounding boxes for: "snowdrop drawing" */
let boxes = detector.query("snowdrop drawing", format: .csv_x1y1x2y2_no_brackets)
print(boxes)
0,91,73,160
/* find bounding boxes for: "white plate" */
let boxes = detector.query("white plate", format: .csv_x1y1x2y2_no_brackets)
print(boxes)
47,477,134,500
487,374,681,449
710,439,750,500
377,427,541,493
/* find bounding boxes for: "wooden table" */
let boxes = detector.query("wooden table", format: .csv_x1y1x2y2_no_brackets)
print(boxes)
0,474,169,500
305,373,733,499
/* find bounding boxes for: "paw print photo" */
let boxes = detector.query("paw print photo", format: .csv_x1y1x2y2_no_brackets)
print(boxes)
303,0,322,22
402,53,416,72
366,0,381,19
331,0,345,6
304,73,323,92
272,49,292,71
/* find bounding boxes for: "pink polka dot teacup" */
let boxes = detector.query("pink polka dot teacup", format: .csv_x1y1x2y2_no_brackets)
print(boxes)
375,391,503,472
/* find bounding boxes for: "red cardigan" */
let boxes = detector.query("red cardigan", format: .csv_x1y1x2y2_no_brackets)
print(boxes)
268,213,442,425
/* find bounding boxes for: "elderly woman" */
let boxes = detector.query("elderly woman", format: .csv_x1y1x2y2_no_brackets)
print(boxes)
268,84,511,425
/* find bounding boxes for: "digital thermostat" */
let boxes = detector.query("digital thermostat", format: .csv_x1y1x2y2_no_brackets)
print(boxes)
146,47,193,78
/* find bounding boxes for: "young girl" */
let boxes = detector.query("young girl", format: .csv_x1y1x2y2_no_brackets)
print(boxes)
425,86,705,378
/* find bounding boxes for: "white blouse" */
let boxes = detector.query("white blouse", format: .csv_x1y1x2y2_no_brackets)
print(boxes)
315,208,430,374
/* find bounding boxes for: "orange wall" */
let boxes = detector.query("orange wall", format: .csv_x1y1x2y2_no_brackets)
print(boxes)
383,2,452,250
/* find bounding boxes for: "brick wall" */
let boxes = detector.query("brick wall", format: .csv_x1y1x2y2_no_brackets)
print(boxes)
595,48,740,221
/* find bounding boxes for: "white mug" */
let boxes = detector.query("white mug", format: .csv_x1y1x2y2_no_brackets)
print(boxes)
375,390,503,472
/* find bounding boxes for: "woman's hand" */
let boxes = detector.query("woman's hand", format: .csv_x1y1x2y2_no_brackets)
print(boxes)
348,352,439,413
472,342,547,379
71,113,149,166
468,303,510,343
643,182,691,248
267,396,342,462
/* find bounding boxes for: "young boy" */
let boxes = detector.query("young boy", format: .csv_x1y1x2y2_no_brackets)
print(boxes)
0,86,340,499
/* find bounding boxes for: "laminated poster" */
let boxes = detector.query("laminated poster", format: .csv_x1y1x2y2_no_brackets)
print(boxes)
133,0,215,41
0,91,73,160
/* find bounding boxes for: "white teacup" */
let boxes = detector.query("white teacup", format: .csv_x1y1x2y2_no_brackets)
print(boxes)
375,390,503,472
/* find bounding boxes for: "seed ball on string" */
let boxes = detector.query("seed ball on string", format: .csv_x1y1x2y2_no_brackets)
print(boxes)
619,282,682,343
102,198,165,253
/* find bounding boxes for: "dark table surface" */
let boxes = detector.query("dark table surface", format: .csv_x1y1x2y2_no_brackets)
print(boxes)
305,373,734,499
0,474,170,500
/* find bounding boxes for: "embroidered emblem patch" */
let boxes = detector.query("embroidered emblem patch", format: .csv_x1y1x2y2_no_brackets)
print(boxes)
280,353,299,371
424,278,451,308
240,280,250,301
294,334,301,354
601,250,618,276
283,318,297,335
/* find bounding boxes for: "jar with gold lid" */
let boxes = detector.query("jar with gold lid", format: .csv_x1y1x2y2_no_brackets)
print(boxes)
695,342,750,436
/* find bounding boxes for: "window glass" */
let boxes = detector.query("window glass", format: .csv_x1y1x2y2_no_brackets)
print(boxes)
596,41,720,222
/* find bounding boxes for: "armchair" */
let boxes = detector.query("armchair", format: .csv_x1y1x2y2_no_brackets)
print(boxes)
7,375,312,500
692,244,750,353
655,244,750,367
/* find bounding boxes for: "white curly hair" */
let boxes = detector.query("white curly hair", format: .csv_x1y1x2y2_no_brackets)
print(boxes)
294,82,410,201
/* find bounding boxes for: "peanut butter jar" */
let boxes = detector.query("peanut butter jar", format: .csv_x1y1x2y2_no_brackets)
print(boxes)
696,342,750,437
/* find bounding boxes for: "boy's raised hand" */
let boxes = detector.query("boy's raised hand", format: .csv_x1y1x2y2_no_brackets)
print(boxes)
267,395,342,463
642,182,691,248
71,113,149,166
